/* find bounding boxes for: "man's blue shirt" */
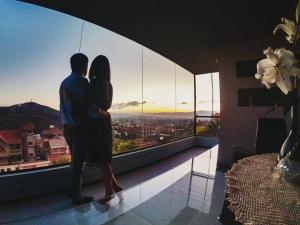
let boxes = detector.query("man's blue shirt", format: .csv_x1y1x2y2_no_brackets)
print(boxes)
59,72,90,125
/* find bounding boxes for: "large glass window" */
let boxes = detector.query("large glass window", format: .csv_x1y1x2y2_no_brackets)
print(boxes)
175,66,194,139
0,1,195,173
143,48,176,146
195,73,220,137
80,22,143,155
0,1,82,172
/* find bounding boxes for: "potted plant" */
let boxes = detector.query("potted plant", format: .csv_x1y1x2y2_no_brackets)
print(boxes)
255,0,300,180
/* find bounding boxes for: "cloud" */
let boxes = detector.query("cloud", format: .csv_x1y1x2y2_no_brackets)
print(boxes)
112,101,147,109
197,100,208,104
197,100,220,104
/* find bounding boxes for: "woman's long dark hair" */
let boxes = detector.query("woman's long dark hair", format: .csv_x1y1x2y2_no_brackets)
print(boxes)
89,55,111,82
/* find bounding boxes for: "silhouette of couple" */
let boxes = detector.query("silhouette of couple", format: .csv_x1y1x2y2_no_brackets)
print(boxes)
59,53,122,205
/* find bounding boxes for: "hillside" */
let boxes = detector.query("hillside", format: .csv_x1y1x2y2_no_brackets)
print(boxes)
0,102,214,132
0,102,62,133
110,111,212,119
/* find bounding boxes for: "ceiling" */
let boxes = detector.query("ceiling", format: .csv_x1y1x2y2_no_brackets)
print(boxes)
21,0,296,74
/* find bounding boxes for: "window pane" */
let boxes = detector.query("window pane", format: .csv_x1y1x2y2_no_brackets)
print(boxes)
81,22,143,155
0,1,82,172
212,72,220,115
175,66,194,138
143,48,176,146
196,74,213,116
0,1,198,173
196,117,220,137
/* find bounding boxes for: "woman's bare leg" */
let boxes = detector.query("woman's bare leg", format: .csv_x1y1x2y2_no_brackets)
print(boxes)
111,173,123,192
105,163,123,192
99,163,114,203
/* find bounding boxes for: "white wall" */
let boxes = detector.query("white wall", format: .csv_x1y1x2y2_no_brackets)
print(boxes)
217,38,285,165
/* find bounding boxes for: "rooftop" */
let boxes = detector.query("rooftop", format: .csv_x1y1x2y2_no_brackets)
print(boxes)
0,130,20,144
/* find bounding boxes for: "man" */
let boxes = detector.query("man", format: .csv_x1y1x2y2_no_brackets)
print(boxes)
59,53,93,205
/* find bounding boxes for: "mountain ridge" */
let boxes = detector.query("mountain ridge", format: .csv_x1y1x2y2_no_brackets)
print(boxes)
0,102,215,132
0,102,62,133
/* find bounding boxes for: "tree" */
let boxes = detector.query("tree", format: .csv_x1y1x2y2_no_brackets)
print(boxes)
112,139,139,154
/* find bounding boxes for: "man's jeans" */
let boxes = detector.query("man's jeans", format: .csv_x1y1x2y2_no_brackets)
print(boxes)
64,125,87,199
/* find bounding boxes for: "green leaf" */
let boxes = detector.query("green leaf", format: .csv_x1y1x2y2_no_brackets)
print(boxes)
296,0,300,24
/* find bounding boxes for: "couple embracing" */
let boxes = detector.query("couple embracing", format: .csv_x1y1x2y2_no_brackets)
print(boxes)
59,53,122,205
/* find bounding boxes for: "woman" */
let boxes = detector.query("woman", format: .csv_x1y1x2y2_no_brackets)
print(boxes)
89,55,123,203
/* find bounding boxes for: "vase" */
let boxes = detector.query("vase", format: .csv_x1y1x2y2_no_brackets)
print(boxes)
289,98,300,161
280,130,293,159
277,89,300,182
279,89,300,161
276,155,300,182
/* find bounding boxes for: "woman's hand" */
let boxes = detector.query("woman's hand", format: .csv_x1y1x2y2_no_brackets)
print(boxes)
103,111,111,119
98,108,111,119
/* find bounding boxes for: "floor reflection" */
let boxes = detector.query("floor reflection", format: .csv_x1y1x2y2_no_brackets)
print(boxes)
4,146,224,225
103,146,223,225
105,146,224,225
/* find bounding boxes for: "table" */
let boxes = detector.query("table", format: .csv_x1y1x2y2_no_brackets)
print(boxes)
221,153,300,225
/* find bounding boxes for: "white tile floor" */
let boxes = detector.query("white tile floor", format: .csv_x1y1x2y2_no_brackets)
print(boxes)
0,146,225,225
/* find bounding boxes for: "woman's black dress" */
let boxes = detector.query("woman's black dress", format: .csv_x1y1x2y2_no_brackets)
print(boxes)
89,80,113,164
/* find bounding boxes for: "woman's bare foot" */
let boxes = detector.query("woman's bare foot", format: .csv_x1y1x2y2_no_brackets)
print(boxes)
98,193,115,204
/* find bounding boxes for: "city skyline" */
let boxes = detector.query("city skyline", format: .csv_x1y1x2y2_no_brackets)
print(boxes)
0,102,195,172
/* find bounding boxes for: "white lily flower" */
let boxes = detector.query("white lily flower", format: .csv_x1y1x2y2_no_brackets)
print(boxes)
275,48,297,68
255,47,296,95
273,18,297,44
255,58,278,90
275,69,293,95
263,47,279,65
276,48,300,78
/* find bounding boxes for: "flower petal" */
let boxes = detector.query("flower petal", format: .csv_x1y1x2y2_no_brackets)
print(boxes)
255,59,277,83
264,47,279,64
258,58,276,68
276,71,293,95
263,67,277,83
282,18,297,34
262,80,272,89
273,24,292,36
255,73,262,79
263,47,274,55
274,18,297,43
286,35,295,43
256,60,265,75
276,48,297,68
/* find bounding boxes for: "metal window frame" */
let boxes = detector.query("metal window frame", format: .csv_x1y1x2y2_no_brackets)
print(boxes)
193,72,220,136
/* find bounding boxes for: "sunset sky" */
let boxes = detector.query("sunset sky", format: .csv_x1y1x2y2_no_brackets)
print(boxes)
0,1,219,114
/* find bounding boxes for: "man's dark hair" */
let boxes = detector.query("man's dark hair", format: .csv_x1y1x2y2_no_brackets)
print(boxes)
70,53,88,74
